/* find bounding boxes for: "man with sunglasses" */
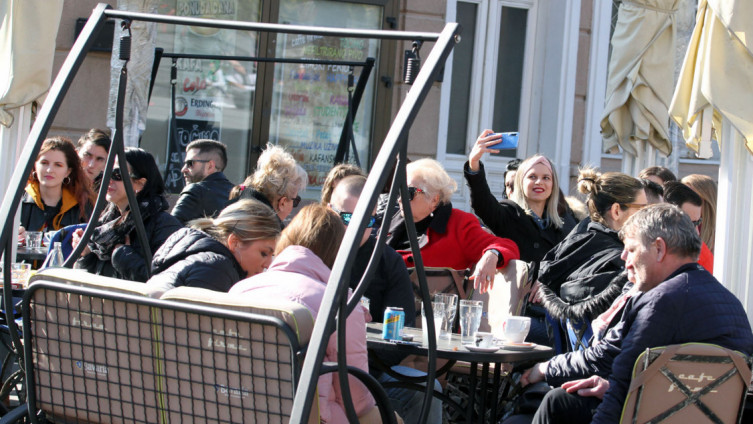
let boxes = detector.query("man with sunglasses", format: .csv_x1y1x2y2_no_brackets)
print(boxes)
172,139,234,224
329,175,442,424
663,181,713,273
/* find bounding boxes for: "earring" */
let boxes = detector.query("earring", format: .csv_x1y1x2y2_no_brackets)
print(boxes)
63,176,71,185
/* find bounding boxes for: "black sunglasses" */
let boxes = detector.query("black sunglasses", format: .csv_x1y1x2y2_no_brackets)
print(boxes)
331,206,377,228
111,168,137,182
183,159,210,167
407,186,426,201
288,195,302,208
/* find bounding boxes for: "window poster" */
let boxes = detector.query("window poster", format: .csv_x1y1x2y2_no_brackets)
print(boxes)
270,0,382,187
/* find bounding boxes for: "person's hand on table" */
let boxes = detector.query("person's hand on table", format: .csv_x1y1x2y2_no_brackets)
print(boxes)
520,361,548,387
471,250,498,294
561,375,610,399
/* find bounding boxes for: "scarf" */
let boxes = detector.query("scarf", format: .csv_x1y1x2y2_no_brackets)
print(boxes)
88,195,169,261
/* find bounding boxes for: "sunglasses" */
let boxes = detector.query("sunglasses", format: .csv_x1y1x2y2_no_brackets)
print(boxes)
692,218,703,227
407,186,426,201
288,195,302,208
183,159,210,167
331,206,377,228
111,168,137,182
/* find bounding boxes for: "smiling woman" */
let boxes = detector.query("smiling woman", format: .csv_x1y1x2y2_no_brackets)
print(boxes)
20,137,92,237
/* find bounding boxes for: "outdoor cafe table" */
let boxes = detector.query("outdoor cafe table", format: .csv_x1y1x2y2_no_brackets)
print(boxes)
15,246,47,264
366,322,553,424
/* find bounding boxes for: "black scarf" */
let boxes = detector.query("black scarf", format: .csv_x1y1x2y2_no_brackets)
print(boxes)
88,195,169,261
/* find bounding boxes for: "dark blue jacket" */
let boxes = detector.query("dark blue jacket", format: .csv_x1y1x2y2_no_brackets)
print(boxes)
592,263,753,423
171,172,233,224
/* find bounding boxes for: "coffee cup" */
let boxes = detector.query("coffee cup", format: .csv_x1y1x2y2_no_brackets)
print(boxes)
503,316,531,343
474,331,494,348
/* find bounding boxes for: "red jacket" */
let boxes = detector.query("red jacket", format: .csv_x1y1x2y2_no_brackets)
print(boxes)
698,241,714,273
386,202,520,270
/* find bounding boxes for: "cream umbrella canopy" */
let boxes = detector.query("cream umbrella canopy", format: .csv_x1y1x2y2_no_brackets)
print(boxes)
0,0,64,252
669,0,753,324
600,0,681,176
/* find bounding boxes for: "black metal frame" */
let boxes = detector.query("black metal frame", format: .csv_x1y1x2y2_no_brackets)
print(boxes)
0,4,461,423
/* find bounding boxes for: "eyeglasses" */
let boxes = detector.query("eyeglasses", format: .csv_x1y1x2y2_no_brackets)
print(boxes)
622,203,648,210
407,186,426,201
288,195,302,208
331,206,377,228
183,159,210,168
692,218,703,227
111,168,137,182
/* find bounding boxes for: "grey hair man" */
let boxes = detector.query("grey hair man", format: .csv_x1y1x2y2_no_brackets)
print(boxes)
527,204,753,424
172,139,234,224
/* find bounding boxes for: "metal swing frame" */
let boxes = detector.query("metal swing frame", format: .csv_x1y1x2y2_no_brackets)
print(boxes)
0,4,461,423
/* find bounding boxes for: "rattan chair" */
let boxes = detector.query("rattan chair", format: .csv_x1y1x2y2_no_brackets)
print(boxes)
620,343,752,424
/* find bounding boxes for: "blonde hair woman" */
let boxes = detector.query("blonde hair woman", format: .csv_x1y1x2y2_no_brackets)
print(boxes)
229,143,307,222
231,204,380,423
387,158,520,294
147,199,281,293
465,132,573,263
681,174,717,253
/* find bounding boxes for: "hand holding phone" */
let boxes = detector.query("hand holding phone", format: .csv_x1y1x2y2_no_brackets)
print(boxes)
487,132,519,150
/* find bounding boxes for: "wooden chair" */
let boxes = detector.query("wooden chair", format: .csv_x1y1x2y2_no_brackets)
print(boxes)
620,343,752,424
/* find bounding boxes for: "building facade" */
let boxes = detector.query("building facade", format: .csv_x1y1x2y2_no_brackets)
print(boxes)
46,0,718,210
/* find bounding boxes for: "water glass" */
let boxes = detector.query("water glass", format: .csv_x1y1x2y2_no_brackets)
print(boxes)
421,301,445,346
459,299,483,344
26,231,43,249
434,293,458,339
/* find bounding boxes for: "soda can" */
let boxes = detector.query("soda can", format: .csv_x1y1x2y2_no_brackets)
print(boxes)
382,307,405,341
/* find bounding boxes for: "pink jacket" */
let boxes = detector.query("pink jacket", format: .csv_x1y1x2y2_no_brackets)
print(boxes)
230,245,375,423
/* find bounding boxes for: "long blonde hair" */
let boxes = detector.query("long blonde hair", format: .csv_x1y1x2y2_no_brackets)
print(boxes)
190,199,281,245
509,154,563,228
681,174,717,253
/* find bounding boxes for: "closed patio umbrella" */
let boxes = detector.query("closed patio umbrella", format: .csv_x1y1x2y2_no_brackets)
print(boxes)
601,0,681,175
0,0,64,252
669,0,753,324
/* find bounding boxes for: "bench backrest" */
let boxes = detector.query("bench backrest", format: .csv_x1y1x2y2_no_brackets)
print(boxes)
23,275,314,423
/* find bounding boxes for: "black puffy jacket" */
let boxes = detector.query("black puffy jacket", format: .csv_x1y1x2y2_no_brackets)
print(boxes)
537,219,628,321
74,210,181,282
147,227,246,293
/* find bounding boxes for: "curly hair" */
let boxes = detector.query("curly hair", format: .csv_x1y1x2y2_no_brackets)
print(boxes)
406,158,457,204
250,143,301,204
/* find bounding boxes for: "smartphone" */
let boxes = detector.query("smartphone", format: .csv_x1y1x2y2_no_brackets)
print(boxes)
488,132,519,150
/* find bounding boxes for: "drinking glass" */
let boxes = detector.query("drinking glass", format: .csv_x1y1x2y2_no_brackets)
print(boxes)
434,293,458,339
26,231,43,249
421,301,445,346
459,299,483,344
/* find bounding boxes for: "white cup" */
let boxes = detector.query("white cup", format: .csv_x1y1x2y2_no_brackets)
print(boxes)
503,316,531,343
474,331,494,348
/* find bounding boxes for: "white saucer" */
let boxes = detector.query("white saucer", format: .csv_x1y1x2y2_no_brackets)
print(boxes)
463,344,500,353
500,342,536,351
